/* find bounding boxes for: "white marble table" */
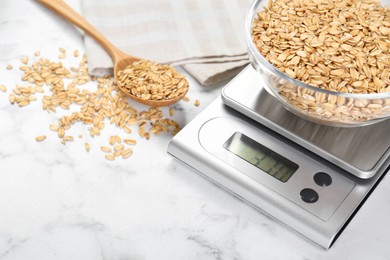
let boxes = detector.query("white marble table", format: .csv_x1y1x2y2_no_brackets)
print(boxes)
0,1,389,259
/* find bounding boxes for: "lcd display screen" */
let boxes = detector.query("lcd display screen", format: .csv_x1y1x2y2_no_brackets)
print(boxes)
224,132,298,182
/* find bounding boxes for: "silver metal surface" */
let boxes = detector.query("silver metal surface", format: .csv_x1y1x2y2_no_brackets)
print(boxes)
199,117,355,221
167,68,390,249
222,66,390,179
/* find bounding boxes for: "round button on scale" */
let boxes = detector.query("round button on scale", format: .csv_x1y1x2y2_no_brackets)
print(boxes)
300,188,319,203
314,172,332,187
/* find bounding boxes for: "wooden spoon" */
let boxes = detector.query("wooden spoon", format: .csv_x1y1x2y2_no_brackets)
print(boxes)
37,0,188,107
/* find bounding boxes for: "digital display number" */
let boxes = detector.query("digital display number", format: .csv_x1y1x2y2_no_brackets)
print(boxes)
224,132,298,182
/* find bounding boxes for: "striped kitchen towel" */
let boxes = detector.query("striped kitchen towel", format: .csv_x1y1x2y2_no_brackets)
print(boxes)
80,0,252,86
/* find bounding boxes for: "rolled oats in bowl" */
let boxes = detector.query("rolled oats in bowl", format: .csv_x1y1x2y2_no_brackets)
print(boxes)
246,0,390,126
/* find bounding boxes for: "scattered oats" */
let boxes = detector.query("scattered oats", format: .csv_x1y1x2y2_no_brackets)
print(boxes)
8,94,16,104
169,106,174,117
59,53,66,59
109,136,115,146
127,118,138,125
113,150,123,157
6,65,13,70
138,126,146,138
18,100,30,107
78,134,83,138
28,96,37,102
122,148,133,159
105,154,115,161
8,51,183,159
49,124,59,131
20,57,28,65
62,136,74,142
85,142,90,152
34,51,41,57
123,126,132,134
0,85,6,92
124,139,137,145
182,96,190,102
101,146,112,153
194,99,200,107
74,50,79,57
114,144,124,151
59,47,66,53
114,135,122,144
35,135,46,142
58,128,65,138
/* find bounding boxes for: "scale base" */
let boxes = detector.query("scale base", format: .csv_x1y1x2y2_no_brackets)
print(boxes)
168,67,389,249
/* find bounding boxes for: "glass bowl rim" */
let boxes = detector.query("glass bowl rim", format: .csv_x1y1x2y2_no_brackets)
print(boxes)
245,0,390,100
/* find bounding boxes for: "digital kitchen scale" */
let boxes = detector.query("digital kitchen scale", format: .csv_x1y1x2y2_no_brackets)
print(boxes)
167,66,390,249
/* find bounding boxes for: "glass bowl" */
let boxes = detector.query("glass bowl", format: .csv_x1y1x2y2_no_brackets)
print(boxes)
245,0,390,127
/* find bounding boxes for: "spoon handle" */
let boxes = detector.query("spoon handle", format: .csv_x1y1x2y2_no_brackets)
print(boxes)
36,0,127,60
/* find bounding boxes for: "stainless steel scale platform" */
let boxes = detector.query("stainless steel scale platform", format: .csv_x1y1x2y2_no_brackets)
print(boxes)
167,66,390,249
